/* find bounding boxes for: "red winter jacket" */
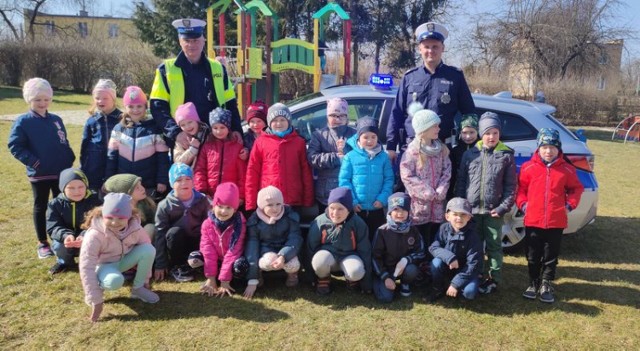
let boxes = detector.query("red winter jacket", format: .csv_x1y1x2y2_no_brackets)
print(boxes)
194,135,246,199
516,151,584,229
245,131,314,210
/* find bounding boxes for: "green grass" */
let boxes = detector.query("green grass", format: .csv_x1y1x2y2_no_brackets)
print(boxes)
0,86,93,115
0,122,639,349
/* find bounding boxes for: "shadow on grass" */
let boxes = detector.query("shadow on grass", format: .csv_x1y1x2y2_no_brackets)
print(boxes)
102,290,290,322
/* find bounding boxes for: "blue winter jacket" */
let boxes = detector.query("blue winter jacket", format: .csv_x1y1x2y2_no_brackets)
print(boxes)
80,109,122,190
429,222,483,289
338,134,394,210
7,111,75,181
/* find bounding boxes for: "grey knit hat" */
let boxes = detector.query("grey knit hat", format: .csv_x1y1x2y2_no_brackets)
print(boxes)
478,112,501,136
356,116,379,137
267,103,292,127
103,193,133,219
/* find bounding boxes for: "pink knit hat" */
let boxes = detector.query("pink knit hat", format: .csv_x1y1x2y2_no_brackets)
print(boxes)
23,78,53,103
175,102,199,125
212,182,240,210
122,86,147,106
257,186,284,209
327,97,348,117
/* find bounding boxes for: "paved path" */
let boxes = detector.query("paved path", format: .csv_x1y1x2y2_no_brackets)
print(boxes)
0,110,89,126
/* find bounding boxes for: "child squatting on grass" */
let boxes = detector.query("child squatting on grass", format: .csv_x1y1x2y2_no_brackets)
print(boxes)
46,168,101,275
79,193,159,323
8,77,76,259
516,128,583,303
243,186,303,299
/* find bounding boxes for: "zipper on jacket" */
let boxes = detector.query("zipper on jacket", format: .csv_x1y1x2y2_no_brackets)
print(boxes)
544,166,551,228
218,141,225,186
72,202,77,233
430,158,437,220
480,149,487,214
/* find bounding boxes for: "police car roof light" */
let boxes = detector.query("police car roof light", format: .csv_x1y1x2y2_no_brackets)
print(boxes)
369,73,393,90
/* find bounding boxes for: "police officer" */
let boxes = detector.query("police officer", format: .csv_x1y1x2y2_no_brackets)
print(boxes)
150,18,242,144
386,22,475,162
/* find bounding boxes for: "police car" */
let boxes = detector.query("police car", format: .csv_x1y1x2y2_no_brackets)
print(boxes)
285,79,598,252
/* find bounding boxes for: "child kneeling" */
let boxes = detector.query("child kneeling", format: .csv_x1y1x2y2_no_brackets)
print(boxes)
372,193,426,302
79,193,159,323
243,186,303,299
307,187,372,295
428,198,482,302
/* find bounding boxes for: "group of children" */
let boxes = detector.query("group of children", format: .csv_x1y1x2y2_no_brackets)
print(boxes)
7,77,584,322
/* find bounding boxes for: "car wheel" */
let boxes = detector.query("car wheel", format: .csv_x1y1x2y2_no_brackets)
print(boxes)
501,209,526,253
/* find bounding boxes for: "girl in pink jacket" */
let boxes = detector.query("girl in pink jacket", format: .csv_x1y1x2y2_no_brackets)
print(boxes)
79,193,159,322
195,182,247,297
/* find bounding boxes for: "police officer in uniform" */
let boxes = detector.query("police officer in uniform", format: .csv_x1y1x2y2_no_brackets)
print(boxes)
150,18,242,144
386,22,475,162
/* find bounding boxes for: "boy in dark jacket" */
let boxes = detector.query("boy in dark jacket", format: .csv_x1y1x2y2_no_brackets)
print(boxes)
455,112,517,294
154,163,209,282
372,192,426,302
428,197,482,302
46,168,101,274
447,114,478,200
516,128,583,303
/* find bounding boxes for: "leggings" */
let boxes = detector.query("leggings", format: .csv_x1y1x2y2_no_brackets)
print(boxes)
31,180,60,243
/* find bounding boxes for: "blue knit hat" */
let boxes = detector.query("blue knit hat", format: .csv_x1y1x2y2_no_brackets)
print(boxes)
103,193,132,219
412,109,441,135
356,116,379,137
537,128,562,150
327,187,353,212
479,112,501,136
209,107,232,129
169,162,193,185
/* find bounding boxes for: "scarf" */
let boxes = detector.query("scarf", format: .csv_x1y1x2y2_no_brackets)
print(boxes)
210,211,243,250
256,205,285,225
322,212,354,243
271,126,293,138
385,214,412,234
361,143,383,159
419,138,444,157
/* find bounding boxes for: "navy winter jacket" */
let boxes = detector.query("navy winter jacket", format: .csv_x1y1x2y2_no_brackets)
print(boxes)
80,109,121,190
429,222,483,289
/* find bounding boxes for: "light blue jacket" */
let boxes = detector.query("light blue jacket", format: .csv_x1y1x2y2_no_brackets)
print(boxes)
338,134,394,210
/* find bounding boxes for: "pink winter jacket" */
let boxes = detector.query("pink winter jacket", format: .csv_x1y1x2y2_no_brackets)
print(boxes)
400,139,452,225
200,213,246,281
79,216,152,306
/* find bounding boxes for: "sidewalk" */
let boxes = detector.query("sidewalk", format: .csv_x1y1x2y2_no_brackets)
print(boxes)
0,110,89,126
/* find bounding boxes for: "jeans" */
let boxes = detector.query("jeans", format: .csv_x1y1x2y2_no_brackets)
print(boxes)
97,243,155,290
373,263,419,303
52,240,78,265
431,258,480,300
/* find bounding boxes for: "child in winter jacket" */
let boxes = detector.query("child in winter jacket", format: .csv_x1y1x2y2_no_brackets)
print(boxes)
80,79,122,192
243,100,268,153
307,187,372,295
195,182,248,297
243,186,303,299
245,103,313,211
372,192,426,302
447,114,478,200
46,168,101,275
455,111,517,294
79,193,159,323
8,78,75,259
194,108,246,200
428,198,482,302
154,163,209,283
173,102,210,168
516,128,583,303
103,174,157,238
308,98,357,212
106,86,170,197
400,109,452,245
339,116,394,240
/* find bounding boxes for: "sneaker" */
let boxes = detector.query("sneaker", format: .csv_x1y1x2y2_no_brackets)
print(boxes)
316,278,331,296
48,262,67,275
131,286,160,303
171,266,194,282
539,280,555,303
285,272,299,288
478,278,498,294
187,251,204,268
400,283,412,297
346,279,360,292
37,242,54,259
522,280,540,300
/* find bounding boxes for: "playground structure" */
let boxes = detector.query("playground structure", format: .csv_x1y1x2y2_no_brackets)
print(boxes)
206,0,351,114
612,114,640,143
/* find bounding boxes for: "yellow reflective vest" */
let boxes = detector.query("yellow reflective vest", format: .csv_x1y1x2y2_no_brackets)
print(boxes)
150,57,235,117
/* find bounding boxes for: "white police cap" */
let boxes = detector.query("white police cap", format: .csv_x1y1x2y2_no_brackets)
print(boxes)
172,18,207,38
415,22,448,43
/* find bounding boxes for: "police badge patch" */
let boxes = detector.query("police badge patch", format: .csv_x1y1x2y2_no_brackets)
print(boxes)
441,92,451,104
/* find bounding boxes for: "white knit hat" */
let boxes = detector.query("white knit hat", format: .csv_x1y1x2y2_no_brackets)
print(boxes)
412,109,441,135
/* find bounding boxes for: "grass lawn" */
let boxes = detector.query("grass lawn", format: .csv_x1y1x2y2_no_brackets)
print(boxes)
0,86,93,115
0,122,639,349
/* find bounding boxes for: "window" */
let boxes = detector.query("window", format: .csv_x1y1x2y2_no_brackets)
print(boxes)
108,23,118,38
45,20,55,36
597,76,606,91
598,53,608,65
291,98,386,142
78,22,88,38
474,109,538,142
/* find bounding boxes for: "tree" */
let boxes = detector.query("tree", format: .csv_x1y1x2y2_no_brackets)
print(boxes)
0,0,48,41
